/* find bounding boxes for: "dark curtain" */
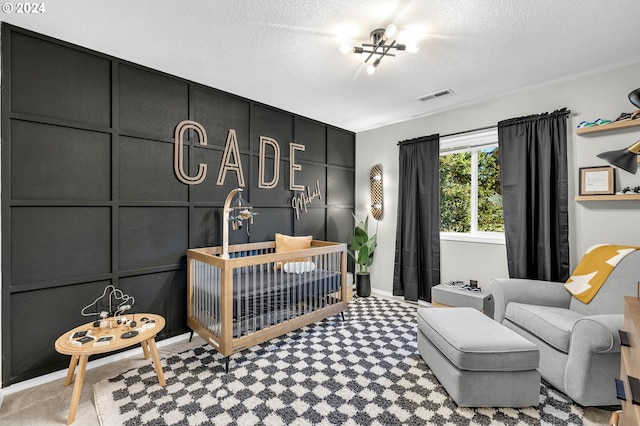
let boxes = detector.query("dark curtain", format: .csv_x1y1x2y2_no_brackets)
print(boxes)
498,108,570,281
393,134,440,302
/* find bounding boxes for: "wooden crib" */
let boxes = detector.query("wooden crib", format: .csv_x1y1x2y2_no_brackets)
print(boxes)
187,240,348,370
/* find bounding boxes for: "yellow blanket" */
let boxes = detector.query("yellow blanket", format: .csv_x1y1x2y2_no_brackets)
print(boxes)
564,244,639,304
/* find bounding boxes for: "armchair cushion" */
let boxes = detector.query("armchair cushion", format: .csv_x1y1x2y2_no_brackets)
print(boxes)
505,303,584,353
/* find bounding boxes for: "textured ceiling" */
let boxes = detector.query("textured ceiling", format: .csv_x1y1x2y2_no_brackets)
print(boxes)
4,0,640,132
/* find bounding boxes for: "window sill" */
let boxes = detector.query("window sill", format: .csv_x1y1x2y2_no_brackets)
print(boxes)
440,232,505,245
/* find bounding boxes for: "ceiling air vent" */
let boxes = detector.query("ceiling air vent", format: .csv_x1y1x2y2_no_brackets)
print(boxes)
418,88,453,102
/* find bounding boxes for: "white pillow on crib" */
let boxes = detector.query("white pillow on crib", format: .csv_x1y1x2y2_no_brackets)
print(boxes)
283,261,316,274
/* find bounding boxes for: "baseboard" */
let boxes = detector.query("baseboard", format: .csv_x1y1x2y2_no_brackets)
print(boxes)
1,332,191,397
370,288,432,307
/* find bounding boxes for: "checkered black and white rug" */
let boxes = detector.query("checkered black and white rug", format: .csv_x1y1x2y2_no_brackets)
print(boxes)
94,297,589,425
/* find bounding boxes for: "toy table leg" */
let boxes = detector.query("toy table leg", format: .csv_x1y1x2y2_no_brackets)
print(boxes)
64,355,79,386
141,340,150,359
66,354,88,425
146,337,166,386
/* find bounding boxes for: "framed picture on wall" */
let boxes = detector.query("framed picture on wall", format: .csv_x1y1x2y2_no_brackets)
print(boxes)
579,166,615,195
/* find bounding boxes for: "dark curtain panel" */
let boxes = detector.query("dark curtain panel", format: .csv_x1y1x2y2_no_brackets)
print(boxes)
393,134,440,302
498,108,570,281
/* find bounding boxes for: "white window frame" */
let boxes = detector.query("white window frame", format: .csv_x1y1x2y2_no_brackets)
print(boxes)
439,128,505,245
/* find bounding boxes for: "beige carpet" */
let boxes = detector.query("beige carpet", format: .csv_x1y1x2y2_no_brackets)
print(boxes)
0,335,205,426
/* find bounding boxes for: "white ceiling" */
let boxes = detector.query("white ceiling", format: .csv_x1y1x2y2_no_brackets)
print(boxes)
4,0,640,132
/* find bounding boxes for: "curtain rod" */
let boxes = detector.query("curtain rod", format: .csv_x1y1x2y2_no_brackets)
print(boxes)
445,109,571,136
440,125,496,138
396,125,496,145
397,109,573,145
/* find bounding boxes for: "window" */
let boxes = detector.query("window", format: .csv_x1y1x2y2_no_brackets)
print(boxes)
439,128,504,243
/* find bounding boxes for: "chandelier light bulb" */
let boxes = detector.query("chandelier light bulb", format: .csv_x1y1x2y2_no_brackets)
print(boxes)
339,43,352,54
366,64,376,75
384,24,398,40
406,43,420,53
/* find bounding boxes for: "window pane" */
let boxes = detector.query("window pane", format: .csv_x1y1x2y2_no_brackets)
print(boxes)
440,152,471,232
477,147,504,232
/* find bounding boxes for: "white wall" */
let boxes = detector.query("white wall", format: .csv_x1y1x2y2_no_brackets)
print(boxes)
356,62,640,294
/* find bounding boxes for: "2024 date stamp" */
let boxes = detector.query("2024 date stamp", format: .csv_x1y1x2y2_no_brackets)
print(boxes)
2,3,46,13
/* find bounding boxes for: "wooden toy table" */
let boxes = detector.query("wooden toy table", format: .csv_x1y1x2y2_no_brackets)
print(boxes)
54,313,165,424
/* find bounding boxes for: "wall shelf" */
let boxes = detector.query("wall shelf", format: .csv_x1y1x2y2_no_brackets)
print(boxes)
576,117,640,201
576,119,640,135
575,194,640,201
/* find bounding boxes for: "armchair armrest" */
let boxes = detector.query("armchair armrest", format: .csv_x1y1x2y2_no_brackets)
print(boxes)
564,314,623,404
490,278,572,323
571,314,623,354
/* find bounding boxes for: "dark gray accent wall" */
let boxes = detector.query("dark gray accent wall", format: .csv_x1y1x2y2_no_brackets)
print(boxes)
1,24,355,386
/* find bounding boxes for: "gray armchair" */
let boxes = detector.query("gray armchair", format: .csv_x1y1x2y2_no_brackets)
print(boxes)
491,250,640,407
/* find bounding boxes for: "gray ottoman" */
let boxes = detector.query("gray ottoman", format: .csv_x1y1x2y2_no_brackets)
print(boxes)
417,307,540,407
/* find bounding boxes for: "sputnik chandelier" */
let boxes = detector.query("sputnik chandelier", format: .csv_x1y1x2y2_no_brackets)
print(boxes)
341,24,419,75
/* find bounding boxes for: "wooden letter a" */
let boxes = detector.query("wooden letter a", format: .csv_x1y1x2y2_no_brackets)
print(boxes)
216,129,246,187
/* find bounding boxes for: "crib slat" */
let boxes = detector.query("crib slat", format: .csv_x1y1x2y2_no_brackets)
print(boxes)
253,264,258,334
294,267,298,318
303,259,307,316
280,265,285,323
322,253,326,308
264,261,268,328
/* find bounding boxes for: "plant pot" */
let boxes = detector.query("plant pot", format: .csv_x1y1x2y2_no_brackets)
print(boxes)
356,273,371,297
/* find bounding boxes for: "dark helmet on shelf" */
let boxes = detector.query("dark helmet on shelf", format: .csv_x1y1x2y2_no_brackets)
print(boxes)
630,88,640,109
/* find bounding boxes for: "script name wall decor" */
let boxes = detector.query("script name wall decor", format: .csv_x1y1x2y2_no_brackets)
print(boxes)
292,180,323,220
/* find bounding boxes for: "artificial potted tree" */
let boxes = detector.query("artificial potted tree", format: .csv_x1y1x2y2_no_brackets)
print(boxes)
349,214,377,297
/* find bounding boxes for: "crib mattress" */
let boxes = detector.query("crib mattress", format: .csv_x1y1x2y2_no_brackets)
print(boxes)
191,268,342,315
230,268,341,301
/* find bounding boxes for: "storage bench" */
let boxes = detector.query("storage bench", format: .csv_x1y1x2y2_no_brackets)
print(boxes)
417,307,540,407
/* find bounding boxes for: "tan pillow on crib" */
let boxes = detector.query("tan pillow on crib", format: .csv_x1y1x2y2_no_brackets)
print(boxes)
275,233,312,269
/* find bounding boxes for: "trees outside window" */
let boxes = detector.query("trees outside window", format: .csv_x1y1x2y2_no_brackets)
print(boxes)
477,147,503,232
439,130,503,241
440,151,471,232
